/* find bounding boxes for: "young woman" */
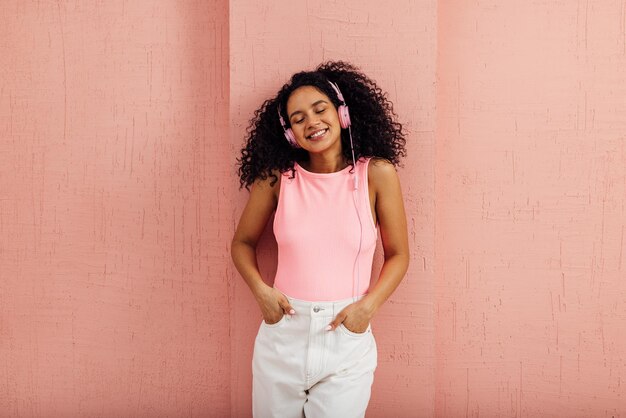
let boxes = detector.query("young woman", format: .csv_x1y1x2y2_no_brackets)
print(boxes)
231,60,409,418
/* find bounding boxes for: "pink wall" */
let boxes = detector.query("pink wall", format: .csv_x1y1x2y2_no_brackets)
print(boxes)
436,1,626,416
2,1,625,417
229,1,435,416
0,1,230,416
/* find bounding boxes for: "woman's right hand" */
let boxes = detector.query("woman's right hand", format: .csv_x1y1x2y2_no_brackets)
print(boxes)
255,285,296,324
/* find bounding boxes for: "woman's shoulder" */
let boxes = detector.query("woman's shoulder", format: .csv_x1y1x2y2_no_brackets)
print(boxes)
268,167,284,202
250,168,283,207
367,157,396,175
367,157,398,191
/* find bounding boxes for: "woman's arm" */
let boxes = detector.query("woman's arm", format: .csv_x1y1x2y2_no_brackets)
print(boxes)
361,158,410,314
231,171,295,320
325,158,410,332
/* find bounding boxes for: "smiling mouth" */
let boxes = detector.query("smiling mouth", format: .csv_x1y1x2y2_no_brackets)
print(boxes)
307,129,328,140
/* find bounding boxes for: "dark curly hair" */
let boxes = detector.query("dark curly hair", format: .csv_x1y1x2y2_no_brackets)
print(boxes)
235,60,407,190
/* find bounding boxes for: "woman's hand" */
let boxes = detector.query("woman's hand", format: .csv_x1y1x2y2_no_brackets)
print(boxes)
326,299,375,334
255,285,295,325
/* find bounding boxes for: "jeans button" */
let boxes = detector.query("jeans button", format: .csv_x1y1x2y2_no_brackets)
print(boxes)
313,306,320,313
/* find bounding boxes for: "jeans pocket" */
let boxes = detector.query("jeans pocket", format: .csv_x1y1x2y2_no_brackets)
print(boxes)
338,322,371,337
262,313,286,328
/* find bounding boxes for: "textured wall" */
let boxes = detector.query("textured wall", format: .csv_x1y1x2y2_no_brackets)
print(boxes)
3,1,625,417
229,1,434,417
436,1,626,416
0,1,230,416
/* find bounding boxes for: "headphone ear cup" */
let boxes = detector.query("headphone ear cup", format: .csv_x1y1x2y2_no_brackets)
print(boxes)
277,105,300,148
285,128,299,147
338,104,351,129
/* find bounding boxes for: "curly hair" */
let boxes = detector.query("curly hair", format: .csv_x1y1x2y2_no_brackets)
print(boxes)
235,60,407,190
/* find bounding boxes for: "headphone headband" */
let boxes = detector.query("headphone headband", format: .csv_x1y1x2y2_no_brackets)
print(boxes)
327,80,346,104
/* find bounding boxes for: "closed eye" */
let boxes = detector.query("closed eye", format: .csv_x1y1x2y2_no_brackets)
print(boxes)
293,108,326,125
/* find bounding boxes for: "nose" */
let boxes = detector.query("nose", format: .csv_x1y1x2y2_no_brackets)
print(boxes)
307,113,323,129
308,114,321,125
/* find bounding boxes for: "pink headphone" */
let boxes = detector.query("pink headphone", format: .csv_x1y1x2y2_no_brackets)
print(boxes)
277,80,352,148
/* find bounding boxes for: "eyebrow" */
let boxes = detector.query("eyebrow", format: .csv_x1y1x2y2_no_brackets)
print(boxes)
289,100,328,120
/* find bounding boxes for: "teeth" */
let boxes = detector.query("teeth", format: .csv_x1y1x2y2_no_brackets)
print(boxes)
309,129,326,139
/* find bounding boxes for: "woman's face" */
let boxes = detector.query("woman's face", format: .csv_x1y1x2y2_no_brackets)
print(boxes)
285,85,342,154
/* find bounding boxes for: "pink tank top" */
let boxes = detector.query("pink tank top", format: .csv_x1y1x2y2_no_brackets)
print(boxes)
273,156,378,301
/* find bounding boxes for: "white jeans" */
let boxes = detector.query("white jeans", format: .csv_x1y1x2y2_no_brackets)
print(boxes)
252,292,378,418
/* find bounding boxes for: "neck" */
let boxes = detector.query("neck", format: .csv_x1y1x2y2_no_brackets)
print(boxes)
301,154,349,174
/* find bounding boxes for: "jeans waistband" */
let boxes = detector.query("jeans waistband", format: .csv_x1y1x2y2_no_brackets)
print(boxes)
277,289,366,317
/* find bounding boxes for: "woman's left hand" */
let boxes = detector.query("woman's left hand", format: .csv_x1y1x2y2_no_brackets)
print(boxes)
326,300,376,334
